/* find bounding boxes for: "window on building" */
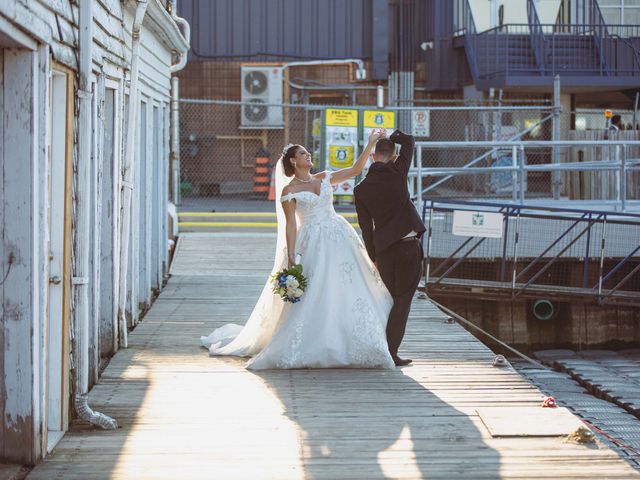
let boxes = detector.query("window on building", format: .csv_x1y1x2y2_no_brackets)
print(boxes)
599,0,640,27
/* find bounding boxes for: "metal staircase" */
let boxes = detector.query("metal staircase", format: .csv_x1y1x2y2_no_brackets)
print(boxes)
454,0,640,88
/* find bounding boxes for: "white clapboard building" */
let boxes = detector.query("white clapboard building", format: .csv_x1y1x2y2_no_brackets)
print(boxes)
0,0,189,464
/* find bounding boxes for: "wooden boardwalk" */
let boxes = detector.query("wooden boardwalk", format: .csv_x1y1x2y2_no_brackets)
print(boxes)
29,233,640,479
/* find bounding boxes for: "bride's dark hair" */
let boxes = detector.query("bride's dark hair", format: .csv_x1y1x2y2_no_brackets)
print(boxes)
281,144,301,177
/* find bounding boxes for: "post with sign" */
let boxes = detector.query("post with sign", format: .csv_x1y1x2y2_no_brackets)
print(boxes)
324,108,359,203
412,109,430,138
362,110,396,173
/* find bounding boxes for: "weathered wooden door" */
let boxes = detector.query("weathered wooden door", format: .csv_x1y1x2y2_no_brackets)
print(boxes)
46,68,69,451
99,86,117,357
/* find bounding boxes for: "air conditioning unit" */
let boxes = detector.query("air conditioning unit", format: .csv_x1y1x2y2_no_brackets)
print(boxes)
240,66,284,129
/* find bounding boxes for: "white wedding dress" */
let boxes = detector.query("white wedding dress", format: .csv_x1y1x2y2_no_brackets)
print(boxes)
200,169,394,369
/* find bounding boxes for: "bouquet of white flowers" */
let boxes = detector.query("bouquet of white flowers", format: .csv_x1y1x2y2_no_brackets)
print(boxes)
272,264,308,303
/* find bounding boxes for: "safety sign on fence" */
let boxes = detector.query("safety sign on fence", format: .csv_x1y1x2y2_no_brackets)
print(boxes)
452,210,504,238
363,110,396,172
324,108,359,197
412,109,430,137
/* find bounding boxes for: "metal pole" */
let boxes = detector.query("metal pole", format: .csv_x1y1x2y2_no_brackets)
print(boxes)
583,213,593,289
500,210,510,282
119,0,148,349
425,202,434,288
633,92,639,131
511,145,518,202
170,76,181,205
552,75,562,199
621,144,627,212
181,98,558,111
74,0,117,431
519,144,525,203
416,144,423,216
511,211,521,297
597,216,607,299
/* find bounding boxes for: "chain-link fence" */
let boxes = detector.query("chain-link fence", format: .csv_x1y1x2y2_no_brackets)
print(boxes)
176,99,640,213
176,99,560,209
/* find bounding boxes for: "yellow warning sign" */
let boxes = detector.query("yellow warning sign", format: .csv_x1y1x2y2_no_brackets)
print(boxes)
329,144,355,169
363,110,395,129
326,109,358,127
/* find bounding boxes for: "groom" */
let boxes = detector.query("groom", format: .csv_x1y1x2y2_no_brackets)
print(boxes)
354,129,426,366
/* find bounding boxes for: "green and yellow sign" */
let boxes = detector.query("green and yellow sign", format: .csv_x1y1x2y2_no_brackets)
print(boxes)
363,110,395,129
326,109,358,127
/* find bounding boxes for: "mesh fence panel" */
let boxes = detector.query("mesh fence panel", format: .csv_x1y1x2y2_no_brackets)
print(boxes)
177,99,640,212
177,100,558,209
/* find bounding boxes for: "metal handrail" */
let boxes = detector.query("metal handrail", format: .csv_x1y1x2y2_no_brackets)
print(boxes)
555,0,568,26
469,10,640,79
180,98,552,111
588,0,610,74
416,140,640,147
412,140,640,213
421,199,640,306
553,0,610,73
422,199,640,221
454,0,480,79
527,0,546,74
610,33,640,74
421,113,555,196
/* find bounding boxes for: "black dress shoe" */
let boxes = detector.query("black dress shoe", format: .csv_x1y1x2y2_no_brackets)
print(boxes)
392,356,412,366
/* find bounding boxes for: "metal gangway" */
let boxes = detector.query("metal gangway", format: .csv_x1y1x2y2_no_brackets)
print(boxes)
420,199,640,307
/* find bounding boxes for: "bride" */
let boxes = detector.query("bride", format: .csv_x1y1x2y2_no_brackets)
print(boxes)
200,129,395,369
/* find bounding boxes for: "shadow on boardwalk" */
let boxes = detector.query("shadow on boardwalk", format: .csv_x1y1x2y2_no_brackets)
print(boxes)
26,234,640,479
252,367,501,479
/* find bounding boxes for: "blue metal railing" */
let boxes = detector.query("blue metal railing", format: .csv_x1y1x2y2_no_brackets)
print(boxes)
608,30,640,75
470,24,640,79
584,0,609,74
551,0,609,72
453,0,480,80
421,199,640,306
455,0,640,80
527,0,546,74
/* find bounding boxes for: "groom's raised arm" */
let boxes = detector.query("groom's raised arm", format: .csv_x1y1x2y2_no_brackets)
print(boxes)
389,129,415,177
355,195,376,263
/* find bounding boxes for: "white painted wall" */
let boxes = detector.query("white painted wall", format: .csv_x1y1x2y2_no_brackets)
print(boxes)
0,44,50,464
469,0,562,31
1,0,187,464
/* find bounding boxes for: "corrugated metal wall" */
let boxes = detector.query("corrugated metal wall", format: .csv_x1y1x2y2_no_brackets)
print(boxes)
179,0,373,62
422,0,473,90
177,0,471,90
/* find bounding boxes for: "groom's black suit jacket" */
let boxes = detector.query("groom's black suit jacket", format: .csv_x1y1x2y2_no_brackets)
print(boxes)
354,130,426,263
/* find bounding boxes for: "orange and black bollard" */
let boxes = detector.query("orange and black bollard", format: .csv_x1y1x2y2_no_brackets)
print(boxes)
252,147,271,198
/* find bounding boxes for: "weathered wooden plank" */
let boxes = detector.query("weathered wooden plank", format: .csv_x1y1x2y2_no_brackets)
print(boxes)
28,235,640,478
0,47,5,458
2,48,35,463
42,0,74,22
98,86,116,360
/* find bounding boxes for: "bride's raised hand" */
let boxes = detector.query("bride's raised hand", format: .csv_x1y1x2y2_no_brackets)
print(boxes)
330,128,387,184
369,128,386,144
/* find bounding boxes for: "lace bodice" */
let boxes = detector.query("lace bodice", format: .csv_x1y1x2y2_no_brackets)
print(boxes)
280,172,337,225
